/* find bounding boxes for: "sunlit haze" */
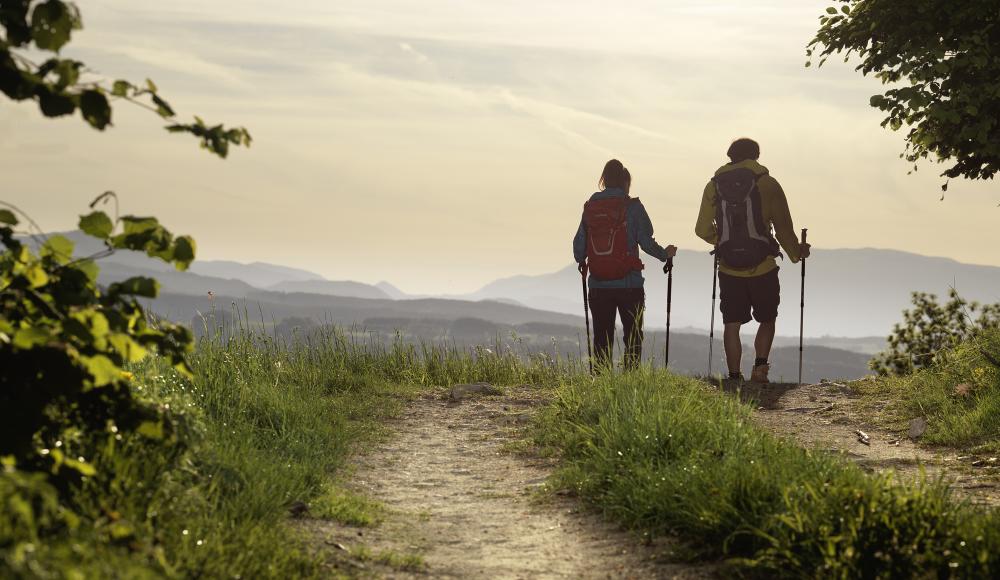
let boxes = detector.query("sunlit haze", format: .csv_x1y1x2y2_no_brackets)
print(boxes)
3,0,998,294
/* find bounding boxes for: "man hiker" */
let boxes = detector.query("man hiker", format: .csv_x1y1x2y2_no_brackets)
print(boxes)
574,159,677,371
695,138,810,384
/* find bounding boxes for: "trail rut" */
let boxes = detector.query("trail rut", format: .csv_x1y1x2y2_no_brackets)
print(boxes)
306,388,712,579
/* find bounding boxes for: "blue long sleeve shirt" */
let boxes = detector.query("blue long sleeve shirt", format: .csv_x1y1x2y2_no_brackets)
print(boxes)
573,188,669,289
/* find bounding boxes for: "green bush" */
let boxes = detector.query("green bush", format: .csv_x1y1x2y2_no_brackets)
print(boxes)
872,289,1000,376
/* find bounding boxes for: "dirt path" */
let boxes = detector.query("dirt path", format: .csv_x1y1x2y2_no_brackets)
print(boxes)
306,387,712,579
742,381,1000,506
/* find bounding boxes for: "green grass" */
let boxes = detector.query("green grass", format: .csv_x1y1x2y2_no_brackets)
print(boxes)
852,329,1000,451
534,367,1000,578
10,313,1000,578
1,314,575,578
349,545,426,571
312,484,384,526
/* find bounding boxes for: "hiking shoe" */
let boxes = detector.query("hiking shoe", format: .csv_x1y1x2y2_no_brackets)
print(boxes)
722,374,744,392
750,364,770,384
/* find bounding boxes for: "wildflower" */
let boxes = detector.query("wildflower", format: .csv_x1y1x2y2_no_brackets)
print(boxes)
120,371,134,380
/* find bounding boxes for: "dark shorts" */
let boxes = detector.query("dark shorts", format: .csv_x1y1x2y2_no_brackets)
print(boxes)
719,268,780,325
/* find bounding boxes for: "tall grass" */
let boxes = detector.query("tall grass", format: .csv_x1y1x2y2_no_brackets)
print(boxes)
535,368,1000,578
853,328,1000,450
10,306,999,578
2,309,575,578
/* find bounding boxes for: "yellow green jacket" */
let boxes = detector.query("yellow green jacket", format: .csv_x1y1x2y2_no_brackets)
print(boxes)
695,159,802,277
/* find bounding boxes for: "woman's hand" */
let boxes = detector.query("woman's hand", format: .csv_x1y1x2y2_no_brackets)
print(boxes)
666,245,678,258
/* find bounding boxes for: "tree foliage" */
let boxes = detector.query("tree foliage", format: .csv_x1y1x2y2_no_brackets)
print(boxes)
872,288,1000,375
1,198,194,487
0,0,251,157
809,0,1000,182
1,0,248,562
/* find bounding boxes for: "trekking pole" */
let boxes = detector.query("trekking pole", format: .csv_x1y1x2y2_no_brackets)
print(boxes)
798,228,808,385
580,262,593,374
663,256,674,368
708,253,719,377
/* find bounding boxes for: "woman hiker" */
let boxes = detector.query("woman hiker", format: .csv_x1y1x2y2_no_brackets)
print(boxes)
573,159,677,371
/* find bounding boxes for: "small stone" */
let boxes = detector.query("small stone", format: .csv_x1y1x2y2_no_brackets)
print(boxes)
447,383,502,402
908,417,928,439
954,383,972,397
288,501,309,518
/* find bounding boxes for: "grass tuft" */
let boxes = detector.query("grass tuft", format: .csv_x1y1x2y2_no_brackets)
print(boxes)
535,366,1000,577
312,484,384,526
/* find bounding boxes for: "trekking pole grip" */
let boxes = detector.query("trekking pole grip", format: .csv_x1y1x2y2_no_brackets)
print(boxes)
663,256,673,274
801,228,808,277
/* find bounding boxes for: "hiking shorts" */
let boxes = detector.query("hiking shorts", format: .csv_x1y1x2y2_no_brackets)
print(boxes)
719,268,780,325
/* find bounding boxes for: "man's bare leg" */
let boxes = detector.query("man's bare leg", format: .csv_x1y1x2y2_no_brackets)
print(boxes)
754,321,775,361
723,323,742,376
751,321,776,383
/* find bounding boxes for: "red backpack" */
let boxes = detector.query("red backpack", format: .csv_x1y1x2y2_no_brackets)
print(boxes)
583,197,644,281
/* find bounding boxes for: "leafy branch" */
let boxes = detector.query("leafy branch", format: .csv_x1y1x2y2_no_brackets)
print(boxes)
808,0,1000,184
1,0,251,157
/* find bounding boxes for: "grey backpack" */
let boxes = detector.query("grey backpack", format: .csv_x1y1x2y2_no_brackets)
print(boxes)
713,168,780,269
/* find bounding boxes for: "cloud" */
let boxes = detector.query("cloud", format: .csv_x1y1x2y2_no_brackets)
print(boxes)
4,0,999,295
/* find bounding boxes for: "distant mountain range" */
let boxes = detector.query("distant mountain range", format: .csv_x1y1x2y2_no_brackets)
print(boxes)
20,231,1000,380
266,279,392,300
464,249,1000,339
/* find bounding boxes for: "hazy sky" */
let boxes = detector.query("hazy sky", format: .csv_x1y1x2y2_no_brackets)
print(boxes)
3,0,998,294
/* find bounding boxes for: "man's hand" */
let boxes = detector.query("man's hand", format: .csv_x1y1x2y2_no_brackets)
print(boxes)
800,242,811,259
666,245,678,258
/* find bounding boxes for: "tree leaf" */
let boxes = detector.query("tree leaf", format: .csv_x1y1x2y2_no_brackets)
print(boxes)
30,0,78,52
76,259,100,283
172,236,196,271
13,326,53,349
37,87,76,117
40,234,74,263
151,94,175,118
111,80,132,97
80,354,120,388
79,211,114,239
109,333,148,363
25,262,50,288
79,89,112,130
52,58,81,90
0,209,17,225
120,216,159,236
109,276,160,298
